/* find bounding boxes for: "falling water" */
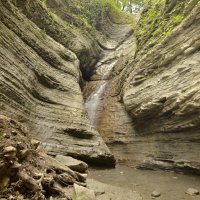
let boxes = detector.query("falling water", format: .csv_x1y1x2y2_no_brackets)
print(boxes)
85,37,133,127
85,61,117,126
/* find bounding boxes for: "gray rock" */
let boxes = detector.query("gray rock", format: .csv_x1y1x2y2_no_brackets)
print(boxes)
186,188,199,196
0,0,118,166
151,191,161,198
55,155,88,173
123,2,200,136
99,0,200,174
87,179,142,200
73,183,95,200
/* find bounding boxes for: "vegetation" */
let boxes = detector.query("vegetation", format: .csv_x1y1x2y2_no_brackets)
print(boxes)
120,0,150,12
135,0,194,50
64,0,127,29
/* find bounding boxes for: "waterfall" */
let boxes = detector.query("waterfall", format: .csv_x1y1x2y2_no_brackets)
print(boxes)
85,37,132,127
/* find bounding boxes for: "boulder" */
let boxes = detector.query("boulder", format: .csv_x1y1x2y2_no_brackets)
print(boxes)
151,191,161,198
186,188,199,196
73,184,95,200
55,155,88,173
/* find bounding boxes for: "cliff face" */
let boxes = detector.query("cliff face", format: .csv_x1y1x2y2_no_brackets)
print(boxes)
96,0,200,171
123,0,200,134
0,0,132,165
99,0,200,139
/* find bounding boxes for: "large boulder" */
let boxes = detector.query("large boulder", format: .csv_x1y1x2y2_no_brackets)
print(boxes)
73,184,96,200
55,155,88,173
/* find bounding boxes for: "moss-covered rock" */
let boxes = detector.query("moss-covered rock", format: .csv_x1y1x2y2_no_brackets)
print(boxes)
135,0,198,52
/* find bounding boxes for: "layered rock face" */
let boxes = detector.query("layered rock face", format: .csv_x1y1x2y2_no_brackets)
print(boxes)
123,1,200,134
98,0,200,141
96,0,200,173
97,40,137,144
0,0,132,166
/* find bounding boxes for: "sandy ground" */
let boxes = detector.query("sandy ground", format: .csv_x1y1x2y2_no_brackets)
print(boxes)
87,178,142,200
89,164,200,200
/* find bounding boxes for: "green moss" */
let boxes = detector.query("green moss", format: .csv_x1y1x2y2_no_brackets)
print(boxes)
135,0,196,50
0,176,10,192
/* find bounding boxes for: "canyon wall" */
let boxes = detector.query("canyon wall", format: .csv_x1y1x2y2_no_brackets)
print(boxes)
97,0,200,171
123,0,200,134
99,0,200,140
0,0,132,165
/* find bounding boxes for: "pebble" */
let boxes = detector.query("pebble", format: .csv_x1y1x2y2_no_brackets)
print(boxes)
3,146,17,158
31,139,40,149
151,191,161,198
186,188,199,196
8,196,15,200
3,133,10,138
11,130,18,136
4,146,16,152
95,190,106,196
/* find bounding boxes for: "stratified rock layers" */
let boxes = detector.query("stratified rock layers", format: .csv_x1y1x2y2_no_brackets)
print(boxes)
96,1,200,173
0,0,116,165
123,4,200,134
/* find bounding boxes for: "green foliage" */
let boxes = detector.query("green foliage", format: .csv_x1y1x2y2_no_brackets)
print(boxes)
135,0,191,50
0,176,10,192
39,0,46,5
120,0,150,12
59,0,134,34
69,0,124,28
171,14,184,25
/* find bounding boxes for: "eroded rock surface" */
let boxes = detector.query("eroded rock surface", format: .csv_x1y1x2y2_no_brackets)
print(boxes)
0,115,87,200
0,0,136,166
91,0,200,174
123,2,200,134
55,155,88,173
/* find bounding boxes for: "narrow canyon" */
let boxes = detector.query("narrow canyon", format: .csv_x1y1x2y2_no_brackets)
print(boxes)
0,0,200,199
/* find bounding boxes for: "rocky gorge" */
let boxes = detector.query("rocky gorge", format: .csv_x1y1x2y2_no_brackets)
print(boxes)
0,0,133,166
0,0,200,199
96,0,200,172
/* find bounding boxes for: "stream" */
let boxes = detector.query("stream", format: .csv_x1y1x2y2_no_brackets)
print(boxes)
85,38,200,200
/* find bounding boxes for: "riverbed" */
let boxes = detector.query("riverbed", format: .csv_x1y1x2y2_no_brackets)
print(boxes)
89,163,200,200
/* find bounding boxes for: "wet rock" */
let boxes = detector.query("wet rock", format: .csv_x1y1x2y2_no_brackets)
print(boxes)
73,183,95,200
55,155,88,173
186,188,199,196
86,38,137,145
137,158,200,175
151,191,161,198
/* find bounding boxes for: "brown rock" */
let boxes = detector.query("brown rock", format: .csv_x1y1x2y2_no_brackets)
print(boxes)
31,139,40,149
